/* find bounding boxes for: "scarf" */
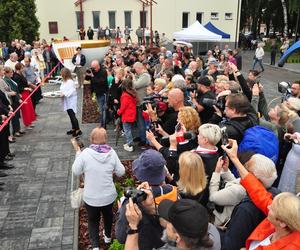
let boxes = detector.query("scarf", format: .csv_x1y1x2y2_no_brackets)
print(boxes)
89,144,111,153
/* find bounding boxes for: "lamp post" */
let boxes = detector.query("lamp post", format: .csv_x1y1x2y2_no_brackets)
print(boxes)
235,0,242,49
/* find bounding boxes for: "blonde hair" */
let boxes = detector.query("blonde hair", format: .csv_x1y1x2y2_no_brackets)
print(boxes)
287,97,300,111
154,78,167,89
115,67,125,79
216,75,229,83
272,192,300,231
198,123,221,146
178,152,207,196
178,106,201,133
90,127,108,144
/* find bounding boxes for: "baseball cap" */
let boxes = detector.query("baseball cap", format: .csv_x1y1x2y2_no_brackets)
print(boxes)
158,199,208,238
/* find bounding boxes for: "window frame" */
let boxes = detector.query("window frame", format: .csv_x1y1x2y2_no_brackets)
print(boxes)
182,12,189,28
48,21,58,34
108,11,116,29
124,11,132,28
92,11,100,29
211,12,219,20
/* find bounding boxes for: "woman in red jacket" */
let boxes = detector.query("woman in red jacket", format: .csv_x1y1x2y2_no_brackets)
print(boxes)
223,139,300,250
117,78,137,152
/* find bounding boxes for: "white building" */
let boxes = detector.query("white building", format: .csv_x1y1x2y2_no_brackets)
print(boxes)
35,0,241,45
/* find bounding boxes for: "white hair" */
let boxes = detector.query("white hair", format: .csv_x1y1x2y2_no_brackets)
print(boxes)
250,154,277,188
198,124,221,146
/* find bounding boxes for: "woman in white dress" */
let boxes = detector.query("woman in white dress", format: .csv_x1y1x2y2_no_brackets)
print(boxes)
60,68,81,137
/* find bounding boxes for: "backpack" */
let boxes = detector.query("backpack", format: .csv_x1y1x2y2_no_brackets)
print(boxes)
238,125,279,164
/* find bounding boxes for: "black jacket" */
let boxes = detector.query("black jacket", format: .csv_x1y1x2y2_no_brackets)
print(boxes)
220,187,280,250
87,68,108,96
72,54,86,67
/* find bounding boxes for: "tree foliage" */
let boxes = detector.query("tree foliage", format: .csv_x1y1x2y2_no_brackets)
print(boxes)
241,0,299,38
0,0,40,43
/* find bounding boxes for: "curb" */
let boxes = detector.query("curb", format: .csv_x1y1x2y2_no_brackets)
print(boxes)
262,62,300,74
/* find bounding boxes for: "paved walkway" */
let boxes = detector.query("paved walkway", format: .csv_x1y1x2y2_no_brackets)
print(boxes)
0,83,140,250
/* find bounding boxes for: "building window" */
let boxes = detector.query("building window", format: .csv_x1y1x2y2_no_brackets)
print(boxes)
211,12,219,20
49,22,58,34
108,11,116,29
140,11,147,28
124,11,132,28
182,12,189,28
93,11,100,29
196,12,203,23
75,11,81,29
225,13,233,20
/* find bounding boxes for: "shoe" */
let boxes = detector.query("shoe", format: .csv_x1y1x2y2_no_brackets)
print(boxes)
14,132,22,137
133,137,141,142
19,131,26,135
138,141,147,147
72,130,82,137
0,163,15,170
104,235,111,244
66,129,75,135
7,153,15,157
123,144,134,152
0,172,8,177
8,137,16,143
4,155,13,161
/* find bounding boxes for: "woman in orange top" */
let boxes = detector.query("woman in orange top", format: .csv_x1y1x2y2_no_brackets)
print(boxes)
222,139,300,250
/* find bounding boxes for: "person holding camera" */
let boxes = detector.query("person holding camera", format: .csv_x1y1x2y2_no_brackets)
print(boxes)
124,182,221,250
72,127,125,249
86,60,108,127
72,47,86,88
131,62,151,147
211,93,258,144
116,149,178,250
191,76,216,124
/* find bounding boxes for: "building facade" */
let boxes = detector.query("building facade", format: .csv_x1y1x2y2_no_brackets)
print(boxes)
35,0,241,43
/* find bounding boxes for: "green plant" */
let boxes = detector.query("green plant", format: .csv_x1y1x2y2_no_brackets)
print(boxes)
115,182,124,201
124,177,135,187
108,239,125,250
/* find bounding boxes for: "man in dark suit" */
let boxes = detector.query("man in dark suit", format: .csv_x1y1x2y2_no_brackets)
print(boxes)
72,47,86,88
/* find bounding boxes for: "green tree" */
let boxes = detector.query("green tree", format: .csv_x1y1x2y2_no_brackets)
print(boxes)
0,0,40,43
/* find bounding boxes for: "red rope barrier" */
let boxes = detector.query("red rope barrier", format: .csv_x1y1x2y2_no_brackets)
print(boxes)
0,62,61,133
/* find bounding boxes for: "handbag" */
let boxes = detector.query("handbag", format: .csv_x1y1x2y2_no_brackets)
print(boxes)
70,172,84,209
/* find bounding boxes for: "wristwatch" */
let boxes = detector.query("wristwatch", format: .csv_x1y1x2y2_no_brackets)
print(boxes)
127,227,139,235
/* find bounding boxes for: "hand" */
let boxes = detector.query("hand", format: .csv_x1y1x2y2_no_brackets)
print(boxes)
164,166,174,183
229,62,238,73
70,138,81,152
169,133,178,149
189,90,196,99
125,198,142,229
10,91,16,96
222,156,229,172
146,103,157,121
1,115,7,121
137,182,156,215
146,130,155,142
155,124,165,136
221,139,239,162
114,99,119,104
215,157,224,173
252,84,259,96
258,83,264,93
213,105,222,117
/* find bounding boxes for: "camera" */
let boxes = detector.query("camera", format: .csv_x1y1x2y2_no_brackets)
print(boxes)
86,68,93,74
141,95,168,112
130,68,136,74
202,96,226,111
124,187,147,204
278,81,292,101
186,83,197,92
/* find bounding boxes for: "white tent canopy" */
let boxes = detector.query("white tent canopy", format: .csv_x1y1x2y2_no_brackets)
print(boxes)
173,21,222,41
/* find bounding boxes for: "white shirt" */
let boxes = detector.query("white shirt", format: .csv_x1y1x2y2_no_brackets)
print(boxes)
255,47,265,60
75,55,81,66
249,234,273,250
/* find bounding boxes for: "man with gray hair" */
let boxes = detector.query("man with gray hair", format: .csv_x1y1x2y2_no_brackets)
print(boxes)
221,151,280,250
132,62,151,146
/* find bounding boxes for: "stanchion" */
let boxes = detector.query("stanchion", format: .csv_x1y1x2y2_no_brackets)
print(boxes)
0,62,61,133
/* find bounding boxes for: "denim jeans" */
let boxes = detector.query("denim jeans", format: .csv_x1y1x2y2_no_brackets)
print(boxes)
96,94,106,127
136,106,146,142
123,122,133,146
252,58,264,71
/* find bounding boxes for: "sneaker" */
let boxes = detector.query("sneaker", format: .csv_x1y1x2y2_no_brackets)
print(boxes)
104,235,111,244
92,248,99,250
123,144,133,152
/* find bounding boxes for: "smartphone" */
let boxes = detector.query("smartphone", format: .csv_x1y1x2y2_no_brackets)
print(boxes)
221,127,229,159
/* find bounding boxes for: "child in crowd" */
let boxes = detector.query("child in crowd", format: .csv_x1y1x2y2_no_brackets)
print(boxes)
117,78,137,152
107,68,114,88
142,83,155,130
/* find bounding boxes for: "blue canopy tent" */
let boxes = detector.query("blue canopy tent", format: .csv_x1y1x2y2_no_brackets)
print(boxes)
278,41,300,67
204,22,230,39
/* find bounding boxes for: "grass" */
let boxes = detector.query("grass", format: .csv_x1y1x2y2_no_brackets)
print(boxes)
264,40,300,63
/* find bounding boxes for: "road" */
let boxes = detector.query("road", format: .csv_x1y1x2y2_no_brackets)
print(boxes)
240,50,300,105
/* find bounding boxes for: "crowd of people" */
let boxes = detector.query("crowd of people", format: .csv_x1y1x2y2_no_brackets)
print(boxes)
0,39,61,189
78,26,168,47
70,39,300,250
1,34,300,250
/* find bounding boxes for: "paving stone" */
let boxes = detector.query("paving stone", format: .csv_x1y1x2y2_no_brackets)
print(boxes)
0,238,30,250
28,227,62,249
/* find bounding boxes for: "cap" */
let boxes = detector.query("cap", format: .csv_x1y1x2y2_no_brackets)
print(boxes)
132,149,166,185
158,199,208,238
